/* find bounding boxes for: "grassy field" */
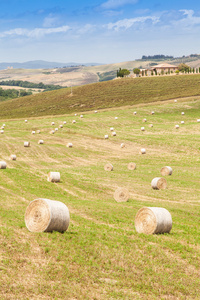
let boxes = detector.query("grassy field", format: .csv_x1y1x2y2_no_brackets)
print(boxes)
0,97,200,299
1,74,200,120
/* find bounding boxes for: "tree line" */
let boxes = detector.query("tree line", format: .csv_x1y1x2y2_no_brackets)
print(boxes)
0,80,64,91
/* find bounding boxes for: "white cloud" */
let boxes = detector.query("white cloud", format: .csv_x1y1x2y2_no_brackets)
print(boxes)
101,0,138,10
0,25,70,38
43,15,59,28
77,24,95,35
107,16,160,31
177,9,200,26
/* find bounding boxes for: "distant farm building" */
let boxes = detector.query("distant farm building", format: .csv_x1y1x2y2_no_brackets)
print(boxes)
150,63,178,74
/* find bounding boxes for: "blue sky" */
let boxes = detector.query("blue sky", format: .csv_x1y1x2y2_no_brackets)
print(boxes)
0,0,200,63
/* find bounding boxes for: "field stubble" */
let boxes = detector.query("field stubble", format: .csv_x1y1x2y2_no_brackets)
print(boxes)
0,99,200,299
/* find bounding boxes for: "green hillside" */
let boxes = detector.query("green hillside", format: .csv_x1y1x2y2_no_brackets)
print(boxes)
1,74,200,119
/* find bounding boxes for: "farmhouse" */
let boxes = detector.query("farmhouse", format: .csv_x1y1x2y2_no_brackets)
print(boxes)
151,63,178,74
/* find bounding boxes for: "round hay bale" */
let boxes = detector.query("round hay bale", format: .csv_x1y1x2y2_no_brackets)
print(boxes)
51,122,55,125
181,112,185,115
36,130,41,134
161,166,172,176
10,154,16,160
104,163,113,171
25,120,28,123
143,118,147,122
47,172,60,182
151,111,154,115
175,125,179,129
174,100,177,103
59,125,63,128
72,120,76,123
114,187,129,202
110,127,114,131
197,119,200,122
63,121,66,124
25,198,70,233
1,126,4,130
181,121,184,124
31,131,35,134
115,117,118,120
0,161,7,169
104,135,109,139
38,140,44,144
141,127,145,131
149,124,153,128
151,177,167,190
3,124,5,127
133,111,137,115
120,143,125,148
50,130,55,134
112,132,116,136
140,148,146,154
135,207,172,234
74,113,77,116
67,143,73,148
24,141,30,147
55,128,58,131
128,162,136,170
1,130,4,134
95,110,98,113
80,115,83,118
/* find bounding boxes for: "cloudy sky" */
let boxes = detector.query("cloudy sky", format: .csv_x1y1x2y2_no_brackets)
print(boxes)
0,0,200,63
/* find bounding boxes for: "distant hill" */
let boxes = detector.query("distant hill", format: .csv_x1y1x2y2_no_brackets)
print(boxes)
0,60,102,70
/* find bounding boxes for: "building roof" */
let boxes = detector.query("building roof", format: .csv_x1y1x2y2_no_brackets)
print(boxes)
151,63,178,69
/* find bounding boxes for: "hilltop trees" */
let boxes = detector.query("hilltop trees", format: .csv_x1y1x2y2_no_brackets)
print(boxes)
133,68,140,75
178,63,190,73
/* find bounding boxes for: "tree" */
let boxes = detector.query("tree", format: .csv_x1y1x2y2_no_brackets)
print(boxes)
133,68,140,75
178,63,190,73
117,68,130,77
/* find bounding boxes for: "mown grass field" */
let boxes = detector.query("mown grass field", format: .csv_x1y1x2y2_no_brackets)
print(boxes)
0,97,200,299
1,74,200,119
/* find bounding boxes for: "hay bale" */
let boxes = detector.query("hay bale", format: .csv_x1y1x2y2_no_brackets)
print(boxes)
140,148,146,154
175,125,179,129
115,117,118,120
25,120,28,123
104,135,109,139
63,121,66,124
135,207,172,234
36,130,41,134
104,163,113,171
24,141,30,147
38,140,44,144
1,126,4,130
3,124,5,127
151,111,155,115
174,100,177,103
0,161,7,169
10,154,16,160
120,143,125,148
95,110,98,113
31,131,35,134
149,124,153,128
197,119,200,122
133,111,137,115
112,132,116,136
141,127,145,131
114,187,129,202
74,113,77,116
25,198,70,233
55,128,58,131
151,177,167,190
50,130,55,134
181,121,184,124
67,143,73,148
72,120,76,123
1,130,4,134
51,122,55,125
59,125,63,128
181,112,185,115
47,172,60,182
143,118,147,122
128,162,136,170
80,115,83,118
110,127,114,131
161,166,172,176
